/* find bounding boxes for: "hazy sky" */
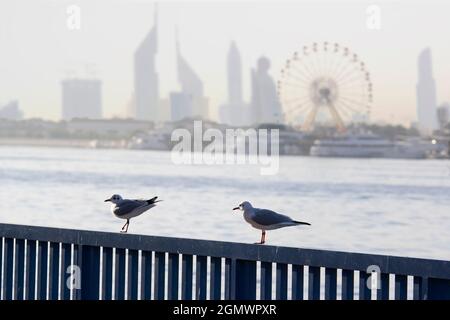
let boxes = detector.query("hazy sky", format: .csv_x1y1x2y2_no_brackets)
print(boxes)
1,0,449,125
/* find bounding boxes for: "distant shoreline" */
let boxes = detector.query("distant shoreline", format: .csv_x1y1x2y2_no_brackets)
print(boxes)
1,137,447,160
0,138,96,148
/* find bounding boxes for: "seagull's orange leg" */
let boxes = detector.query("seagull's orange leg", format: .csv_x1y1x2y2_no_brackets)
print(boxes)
121,219,130,233
255,230,266,244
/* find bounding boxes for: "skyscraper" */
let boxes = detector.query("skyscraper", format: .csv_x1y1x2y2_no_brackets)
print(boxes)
0,100,23,120
170,92,193,122
61,79,102,120
133,9,159,121
437,102,450,130
250,56,283,125
228,41,242,105
219,42,249,126
416,48,438,134
173,30,209,120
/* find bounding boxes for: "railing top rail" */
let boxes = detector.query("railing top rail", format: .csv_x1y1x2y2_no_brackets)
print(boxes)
1,223,449,279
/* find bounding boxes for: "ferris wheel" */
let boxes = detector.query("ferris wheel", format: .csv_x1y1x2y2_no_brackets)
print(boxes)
277,42,372,132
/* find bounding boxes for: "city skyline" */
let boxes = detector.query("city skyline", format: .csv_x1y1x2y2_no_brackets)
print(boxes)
1,1,450,125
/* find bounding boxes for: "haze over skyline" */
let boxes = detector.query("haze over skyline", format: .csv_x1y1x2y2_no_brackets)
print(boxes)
1,0,450,125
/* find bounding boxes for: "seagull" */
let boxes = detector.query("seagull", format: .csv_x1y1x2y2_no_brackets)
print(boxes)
104,194,162,233
233,201,311,244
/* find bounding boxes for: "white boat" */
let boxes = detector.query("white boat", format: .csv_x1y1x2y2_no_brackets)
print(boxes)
310,133,430,159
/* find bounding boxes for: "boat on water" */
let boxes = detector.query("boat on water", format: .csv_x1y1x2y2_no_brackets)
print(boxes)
310,133,432,159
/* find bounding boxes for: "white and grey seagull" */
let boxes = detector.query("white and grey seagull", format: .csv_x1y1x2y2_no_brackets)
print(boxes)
104,194,162,233
233,201,311,244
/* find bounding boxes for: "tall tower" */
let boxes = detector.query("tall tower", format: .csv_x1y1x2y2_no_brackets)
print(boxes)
219,41,249,126
133,8,159,121
416,48,438,134
250,56,283,125
227,41,243,105
174,30,209,120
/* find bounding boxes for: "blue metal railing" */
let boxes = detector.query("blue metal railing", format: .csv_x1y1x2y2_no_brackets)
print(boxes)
1,223,450,300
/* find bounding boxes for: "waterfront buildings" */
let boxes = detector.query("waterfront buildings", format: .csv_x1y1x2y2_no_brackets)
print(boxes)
61,79,102,120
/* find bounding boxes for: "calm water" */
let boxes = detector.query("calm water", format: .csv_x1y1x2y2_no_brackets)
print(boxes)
1,146,449,260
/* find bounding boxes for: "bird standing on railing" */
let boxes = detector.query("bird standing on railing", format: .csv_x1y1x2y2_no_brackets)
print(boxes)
104,194,162,233
233,201,310,244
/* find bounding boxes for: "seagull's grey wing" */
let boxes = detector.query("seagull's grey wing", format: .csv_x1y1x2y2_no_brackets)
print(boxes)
252,209,293,226
113,200,146,217
133,197,159,204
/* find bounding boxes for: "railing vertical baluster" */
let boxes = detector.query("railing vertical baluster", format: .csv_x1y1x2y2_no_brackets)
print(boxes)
308,266,320,300
196,255,207,300
291,265,304,300
224,258,236,300
235,259,256,300
421,277,429,300
60,243,71,300
413,276,422,300
36,241,48,300
168,253,179,300
154,252,165,300
140,251,152,300
394,274,408,300
210,257,221,300
14,239,25,300
341,269,354,300
72,244,81,300
0,238,3,300
359,270,371,300
80,246,101,300
127,249,139,300
48,242,59,300
260,261,272,300
24,240,37,300
181,254,193,300
276,263,288,300
413,276,427,300
4,238,14,300
101,247,113,300
377,273,389,300
324,268,337,300
114,248,126,300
